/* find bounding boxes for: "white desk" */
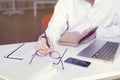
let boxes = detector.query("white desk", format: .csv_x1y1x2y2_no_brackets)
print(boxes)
0,38,120,80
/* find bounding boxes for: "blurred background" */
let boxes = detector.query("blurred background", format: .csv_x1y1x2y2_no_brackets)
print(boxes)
0,0,57,45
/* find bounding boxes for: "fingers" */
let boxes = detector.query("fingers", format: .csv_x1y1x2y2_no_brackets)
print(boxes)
36,38,54,54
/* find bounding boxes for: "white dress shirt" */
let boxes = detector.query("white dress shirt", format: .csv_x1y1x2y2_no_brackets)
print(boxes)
45,0,120,43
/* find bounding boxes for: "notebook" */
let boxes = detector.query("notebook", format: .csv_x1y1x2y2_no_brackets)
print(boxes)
58,27,98,47
77,40,119,61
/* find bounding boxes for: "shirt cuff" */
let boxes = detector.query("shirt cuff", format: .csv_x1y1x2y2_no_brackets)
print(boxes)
38,34,45,40
38,33,56,44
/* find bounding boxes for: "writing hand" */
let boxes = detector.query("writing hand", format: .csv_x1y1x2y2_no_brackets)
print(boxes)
36,37,54,54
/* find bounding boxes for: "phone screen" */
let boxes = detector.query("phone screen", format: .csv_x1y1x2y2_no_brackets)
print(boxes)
64,57,91,67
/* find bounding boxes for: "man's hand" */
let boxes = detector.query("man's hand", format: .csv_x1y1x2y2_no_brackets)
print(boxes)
36,38,54,54
81,27,96,43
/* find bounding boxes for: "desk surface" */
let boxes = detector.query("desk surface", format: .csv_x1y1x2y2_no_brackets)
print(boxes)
0,38,120,80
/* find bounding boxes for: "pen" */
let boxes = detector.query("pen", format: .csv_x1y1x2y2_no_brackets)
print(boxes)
44,32,50,48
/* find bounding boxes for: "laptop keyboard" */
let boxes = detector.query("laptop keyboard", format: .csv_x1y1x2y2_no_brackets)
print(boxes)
78,40,119,62
92,42,119,61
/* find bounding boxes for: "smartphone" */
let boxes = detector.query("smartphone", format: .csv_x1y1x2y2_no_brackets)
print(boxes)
64,57,91,67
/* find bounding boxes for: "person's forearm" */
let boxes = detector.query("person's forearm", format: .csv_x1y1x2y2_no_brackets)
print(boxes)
45,0,68,42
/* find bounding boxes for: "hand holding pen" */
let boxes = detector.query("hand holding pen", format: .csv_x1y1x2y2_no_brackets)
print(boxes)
29,32,54,64
36,32,54,54
44,32,50,48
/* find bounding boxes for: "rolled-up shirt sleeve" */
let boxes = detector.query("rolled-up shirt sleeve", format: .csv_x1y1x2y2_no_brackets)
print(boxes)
45,0,69,43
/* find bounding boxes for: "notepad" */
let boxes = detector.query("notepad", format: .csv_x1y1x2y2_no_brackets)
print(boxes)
58,27,97,47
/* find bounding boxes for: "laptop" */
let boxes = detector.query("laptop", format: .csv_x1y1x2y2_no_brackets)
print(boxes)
78,40,120,61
